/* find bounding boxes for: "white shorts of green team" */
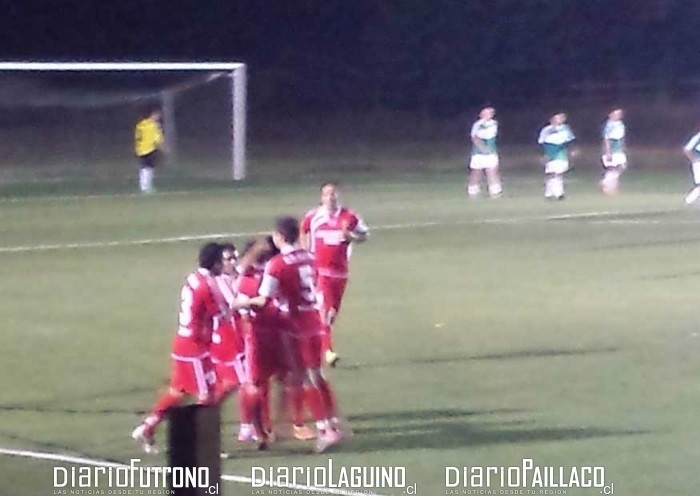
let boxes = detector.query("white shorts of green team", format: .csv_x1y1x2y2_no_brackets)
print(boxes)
602,152,628,168
469,154,499,170
544,159,569,175
692,162,700,185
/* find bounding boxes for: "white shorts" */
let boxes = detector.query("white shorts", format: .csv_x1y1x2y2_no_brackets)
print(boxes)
692,162,700,185
545,159,569,175
602,152,627,168
469,154,499,170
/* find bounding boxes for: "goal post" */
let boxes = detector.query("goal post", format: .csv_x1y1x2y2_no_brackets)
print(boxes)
0,61,247,182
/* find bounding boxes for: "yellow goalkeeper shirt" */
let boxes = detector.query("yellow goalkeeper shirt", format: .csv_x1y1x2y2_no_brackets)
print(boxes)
134,117,164,156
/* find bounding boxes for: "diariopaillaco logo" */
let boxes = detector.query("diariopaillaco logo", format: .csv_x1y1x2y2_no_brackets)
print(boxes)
445,458,614,495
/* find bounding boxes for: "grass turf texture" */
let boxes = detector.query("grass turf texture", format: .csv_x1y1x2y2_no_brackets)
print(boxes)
1,169,700,495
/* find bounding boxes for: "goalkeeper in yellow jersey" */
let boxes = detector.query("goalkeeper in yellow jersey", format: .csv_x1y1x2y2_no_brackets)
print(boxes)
134,107,166,193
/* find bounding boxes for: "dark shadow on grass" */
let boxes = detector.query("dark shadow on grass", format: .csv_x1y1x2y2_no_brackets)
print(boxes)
0,408,651,463
470,347,620,361
340,408,648,453
348,408,523,423
227,407,648,459
341,346,620,371
344,422,647,452
0,385,156,416
641,269,700,281
0,428,125,466
0,404,146,415
589,237,700,251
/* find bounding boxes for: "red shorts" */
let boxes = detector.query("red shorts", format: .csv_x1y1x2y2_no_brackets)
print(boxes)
245,327,283,384
316,276,348,322
170,353,216,400
210,320,242,363
281,332,323,371
212,353,245,388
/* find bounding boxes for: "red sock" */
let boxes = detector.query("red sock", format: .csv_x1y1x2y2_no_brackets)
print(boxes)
213,381,235,404
317,379,337,418
241,384,265,438
303,386,326,422
322,325,333,353
148,391,182,427
290,385,306,425
260,382,271,432
240,385,262,426
238,389,252,424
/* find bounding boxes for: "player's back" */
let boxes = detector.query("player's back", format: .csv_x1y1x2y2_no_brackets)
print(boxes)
174,269,220,356
134,117,162,156
263,248,322,334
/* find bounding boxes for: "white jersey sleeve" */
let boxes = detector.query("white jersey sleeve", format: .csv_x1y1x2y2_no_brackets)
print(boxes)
684,133,700,152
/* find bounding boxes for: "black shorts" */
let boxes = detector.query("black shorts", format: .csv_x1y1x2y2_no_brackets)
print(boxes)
138,150,160,169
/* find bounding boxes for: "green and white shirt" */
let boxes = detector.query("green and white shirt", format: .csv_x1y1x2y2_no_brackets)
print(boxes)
603,120,626,153
471,119,498,155
684,132,700,160
538,124,575,161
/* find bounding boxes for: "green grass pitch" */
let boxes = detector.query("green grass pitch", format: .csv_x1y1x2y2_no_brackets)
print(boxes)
1,169,700,495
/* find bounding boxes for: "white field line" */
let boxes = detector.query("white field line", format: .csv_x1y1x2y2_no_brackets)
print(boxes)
0,222,452,254
0,208,688,254
0,189,206,204
0,232,262,254
0,446,388,496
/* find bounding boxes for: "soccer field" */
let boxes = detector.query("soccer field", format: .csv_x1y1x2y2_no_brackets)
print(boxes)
1,169,700,495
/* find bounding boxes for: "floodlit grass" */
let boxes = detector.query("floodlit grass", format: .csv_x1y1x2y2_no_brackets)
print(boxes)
1,170,700,495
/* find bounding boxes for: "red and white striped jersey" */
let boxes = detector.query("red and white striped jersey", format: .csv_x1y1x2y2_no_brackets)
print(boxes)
300,205,368,279
172,268,222,358
259,245,323,334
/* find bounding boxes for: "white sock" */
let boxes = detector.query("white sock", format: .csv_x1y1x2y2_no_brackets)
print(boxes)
143,167,154,191
467,184,481,197
488,182,502,197
553,176,564,197
685,186,700,205
602,170,619,193
315,419,331,432
544,177,554,197
139,168,148,192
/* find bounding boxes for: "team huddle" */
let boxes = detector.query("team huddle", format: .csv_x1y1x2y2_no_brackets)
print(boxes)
466,106,700,200
131,182,368,455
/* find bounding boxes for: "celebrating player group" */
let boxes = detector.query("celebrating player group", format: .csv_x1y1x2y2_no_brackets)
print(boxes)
131,182,368,455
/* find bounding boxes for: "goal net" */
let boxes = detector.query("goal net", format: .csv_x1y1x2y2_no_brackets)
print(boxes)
0,62,247,188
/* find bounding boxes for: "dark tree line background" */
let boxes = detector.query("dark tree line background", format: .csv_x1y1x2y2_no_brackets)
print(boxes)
3,0,700,115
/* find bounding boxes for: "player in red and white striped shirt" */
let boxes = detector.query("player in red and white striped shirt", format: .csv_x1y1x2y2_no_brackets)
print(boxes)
300,182,368,366
131,242,226,454
243,217,344,453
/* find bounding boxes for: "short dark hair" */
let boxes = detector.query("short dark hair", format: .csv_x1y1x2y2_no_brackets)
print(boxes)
264,235,280,258
321,180,338,190
220,242,237,255
275,216,300,244
240,236,278,265
141,105,160,120
198,242,223,270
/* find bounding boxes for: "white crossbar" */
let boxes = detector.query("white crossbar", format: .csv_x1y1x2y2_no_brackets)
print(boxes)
0,62,244,71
